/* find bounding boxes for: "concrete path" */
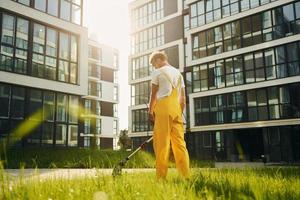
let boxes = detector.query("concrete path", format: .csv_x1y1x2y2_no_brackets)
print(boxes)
3,168,158,180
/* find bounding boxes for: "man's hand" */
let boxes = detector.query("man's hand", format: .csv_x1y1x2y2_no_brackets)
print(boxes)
148,112,155,124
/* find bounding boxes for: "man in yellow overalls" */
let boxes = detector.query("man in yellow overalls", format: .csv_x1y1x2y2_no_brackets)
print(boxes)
148,51,190,180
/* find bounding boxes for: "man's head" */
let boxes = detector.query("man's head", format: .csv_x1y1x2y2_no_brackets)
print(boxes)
149,51,168,69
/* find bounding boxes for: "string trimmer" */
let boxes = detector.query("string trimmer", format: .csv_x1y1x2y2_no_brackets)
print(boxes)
112,136,153,177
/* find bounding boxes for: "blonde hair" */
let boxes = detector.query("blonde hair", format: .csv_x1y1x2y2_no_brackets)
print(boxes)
149,51,168,65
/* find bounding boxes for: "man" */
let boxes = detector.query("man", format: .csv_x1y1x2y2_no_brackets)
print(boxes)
148,51,190,180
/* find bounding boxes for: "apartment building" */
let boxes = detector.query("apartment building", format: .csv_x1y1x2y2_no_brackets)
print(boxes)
184,0,300,162
128,0,186,148
0,0,119,149
80,39,119,149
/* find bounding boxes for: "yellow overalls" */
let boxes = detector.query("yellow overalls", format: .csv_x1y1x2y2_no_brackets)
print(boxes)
153,72,190,179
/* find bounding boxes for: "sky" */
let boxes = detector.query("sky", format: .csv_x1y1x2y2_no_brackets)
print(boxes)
84,0,132,130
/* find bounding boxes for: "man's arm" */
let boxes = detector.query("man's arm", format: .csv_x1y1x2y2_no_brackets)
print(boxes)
149,84,159,122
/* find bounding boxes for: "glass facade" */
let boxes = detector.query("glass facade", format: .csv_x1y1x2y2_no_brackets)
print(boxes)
131,81,150,106
131,24,164,54
0,83,79,146
192,1,300,60
191,41,300,92
0,11,79,84
132,109,153,132
88,45,101,61
194,83,300,126
190,0,278,29
132,54,153,80
185,126,300,162
131,0,164,29
12,0,82,25
88,81,101,97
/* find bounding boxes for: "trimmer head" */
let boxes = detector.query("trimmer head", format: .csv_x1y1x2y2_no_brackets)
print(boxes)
112,159,127,178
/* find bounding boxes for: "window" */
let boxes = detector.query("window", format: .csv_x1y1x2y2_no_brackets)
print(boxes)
17,0,30,6
113,120,118,135
10,87,25,119
203,133,212,147
192,41,300,93
56,124,67,146
84,119,90,134
69,96,78,123
0,11,78,83
72,3,81,24
96,101,101,116
60,0,71,21
286,43,300,76
275,46,287,78
268,87,280,119
58,60,69,82
32,23,45,78
15,18,29,74
59,32,69,60
131,81,149,105
43,91,55,121
192,2,298,60
264,48,276,80
42,122,54,145
34,0,46,12
132,24,164,54
68,125,78,146
0,84,10,118
262,11,273,41
113,104,118,117
28,89,43,121
45,28,57,80
56,93,68,122
88,46,101,60
47,0,58,16
132,109,152,132
1,14,15,72
95,119,101,135
254,51,265,82
132,0,163,29
247,90,257,121
257,89,268,120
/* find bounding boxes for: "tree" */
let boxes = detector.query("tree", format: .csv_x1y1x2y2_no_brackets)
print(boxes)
118,129,131,150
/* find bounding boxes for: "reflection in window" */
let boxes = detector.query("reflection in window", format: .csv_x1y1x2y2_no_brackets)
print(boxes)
56,124,67,146
59,32,69,60
56,93,67,122
43,91,55,121
47,0,58,16
34,0,46,12
11,87,25,119
69,95,79,123
58,60,69,82
0,84,10,118
60,0,71,21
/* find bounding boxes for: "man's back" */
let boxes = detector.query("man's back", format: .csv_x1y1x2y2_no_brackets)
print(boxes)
151,65,185,100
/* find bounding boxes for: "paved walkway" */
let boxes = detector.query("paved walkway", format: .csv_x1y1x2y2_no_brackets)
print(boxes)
4,168,157,180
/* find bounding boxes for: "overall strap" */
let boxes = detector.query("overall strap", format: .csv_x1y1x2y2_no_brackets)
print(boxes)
160,70,181,90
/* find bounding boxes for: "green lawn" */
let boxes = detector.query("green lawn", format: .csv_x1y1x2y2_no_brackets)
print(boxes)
1,148,213,168
1,167,300,200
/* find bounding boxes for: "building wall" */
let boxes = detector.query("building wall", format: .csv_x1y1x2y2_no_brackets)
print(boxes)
0,0,88,96
184,0,300,162
80,40,119,149
0,0,87,147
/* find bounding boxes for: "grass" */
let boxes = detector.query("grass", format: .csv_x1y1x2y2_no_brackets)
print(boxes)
1,167,300,199
0,148,214,168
